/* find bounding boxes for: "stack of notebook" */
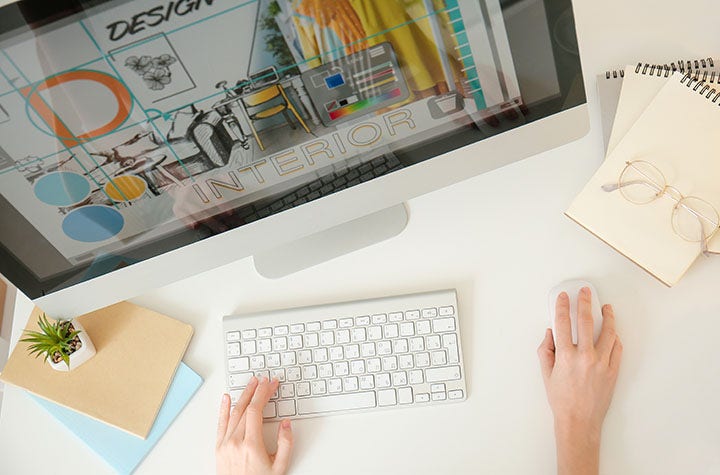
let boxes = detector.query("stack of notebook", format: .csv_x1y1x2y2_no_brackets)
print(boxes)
567,57,719,286
0,302,202,474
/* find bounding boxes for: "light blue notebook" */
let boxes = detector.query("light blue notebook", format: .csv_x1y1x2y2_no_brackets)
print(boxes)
32,363,203,475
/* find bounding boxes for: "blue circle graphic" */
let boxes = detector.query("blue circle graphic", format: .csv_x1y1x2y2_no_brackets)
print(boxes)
34,171,91,207
62,206,124,242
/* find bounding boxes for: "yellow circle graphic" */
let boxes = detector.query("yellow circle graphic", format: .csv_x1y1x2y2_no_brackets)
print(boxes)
104,175,147,202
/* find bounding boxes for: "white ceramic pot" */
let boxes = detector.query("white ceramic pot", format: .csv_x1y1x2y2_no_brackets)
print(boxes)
49,320,96,372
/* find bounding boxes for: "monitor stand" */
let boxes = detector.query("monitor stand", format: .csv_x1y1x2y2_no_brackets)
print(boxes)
253,203,409,279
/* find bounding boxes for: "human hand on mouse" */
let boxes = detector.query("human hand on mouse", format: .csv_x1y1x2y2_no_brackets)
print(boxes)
216,377,294,475
537,287,622,475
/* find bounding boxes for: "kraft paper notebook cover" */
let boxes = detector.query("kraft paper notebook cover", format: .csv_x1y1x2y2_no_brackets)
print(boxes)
604,60,719,155
33,362,202,475
567,72,720,286
597,58,716,153
0,301,193,438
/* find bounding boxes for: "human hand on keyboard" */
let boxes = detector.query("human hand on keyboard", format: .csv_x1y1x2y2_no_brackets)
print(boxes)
537,288,623,475
216,376,294,475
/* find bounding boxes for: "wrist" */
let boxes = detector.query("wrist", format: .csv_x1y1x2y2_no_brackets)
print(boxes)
554,415,602,442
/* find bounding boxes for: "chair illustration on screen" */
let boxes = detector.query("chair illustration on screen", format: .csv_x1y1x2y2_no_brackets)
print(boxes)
241,84,311,151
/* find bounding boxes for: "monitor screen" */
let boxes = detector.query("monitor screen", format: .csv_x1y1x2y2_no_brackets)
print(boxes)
0,0,584,298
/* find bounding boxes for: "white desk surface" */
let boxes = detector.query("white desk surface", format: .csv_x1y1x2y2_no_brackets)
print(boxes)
2,1,720,474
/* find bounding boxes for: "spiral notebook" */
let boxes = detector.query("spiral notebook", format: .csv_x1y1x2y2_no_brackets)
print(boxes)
597,57,717,153
568,71,720,286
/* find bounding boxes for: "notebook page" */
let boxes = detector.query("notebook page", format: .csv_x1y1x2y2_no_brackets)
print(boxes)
568,73,720,286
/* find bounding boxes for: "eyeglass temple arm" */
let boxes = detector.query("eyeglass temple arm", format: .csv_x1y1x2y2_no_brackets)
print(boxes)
601,180,648,192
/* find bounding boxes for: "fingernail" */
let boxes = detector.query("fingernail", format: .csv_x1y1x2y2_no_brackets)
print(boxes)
221,393,229,403
581,287,590,295
249,375,258,385
559,292,568,299
282,419,292,430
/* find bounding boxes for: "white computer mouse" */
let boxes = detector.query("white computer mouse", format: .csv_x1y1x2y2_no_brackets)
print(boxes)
548,280,603,345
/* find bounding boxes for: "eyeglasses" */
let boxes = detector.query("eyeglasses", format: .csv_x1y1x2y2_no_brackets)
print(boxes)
602,160,720,256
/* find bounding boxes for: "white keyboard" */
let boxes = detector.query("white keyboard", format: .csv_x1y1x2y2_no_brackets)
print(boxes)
222,289,466,420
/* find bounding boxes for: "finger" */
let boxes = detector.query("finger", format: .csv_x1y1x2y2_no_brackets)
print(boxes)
537,328,555,382
273,419,294,473
609,337,623,373
596,304,617,359
554,292,573,350
243,378,280,445
216,394,231,448
577,287,595,351
226,376,258,440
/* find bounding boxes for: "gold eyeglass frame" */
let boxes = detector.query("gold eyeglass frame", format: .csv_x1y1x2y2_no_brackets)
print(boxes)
602,160,720,256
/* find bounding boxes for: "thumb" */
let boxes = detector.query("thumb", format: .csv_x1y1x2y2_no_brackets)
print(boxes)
537,328,555,382
273,419,293,474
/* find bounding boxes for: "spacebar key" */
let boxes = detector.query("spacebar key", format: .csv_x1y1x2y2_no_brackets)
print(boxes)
297,392,377,415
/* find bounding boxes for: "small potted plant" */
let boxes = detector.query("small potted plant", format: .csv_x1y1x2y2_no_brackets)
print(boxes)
20,313,96,372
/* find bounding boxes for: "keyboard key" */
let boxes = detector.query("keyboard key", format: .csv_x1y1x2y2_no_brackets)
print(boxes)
439,306,454,316
388,312,403,322
322,320,338,330
226,331,240,342
274,325,289,336
408,369,424,384
398,354,414,369
329,346,344,361
405,310,420,320
281,352,296,366
371,314,387,324
278,400,297,417
415,352,430,367
263,402,277,418
393,339,408,353
290,323,305,334
355,316,370,326
422,308,438,318
336,329,351,344
431,351,447,366
344,344,360,358
350,360,365,374
318,363,333,378
255,370,270,381
229,372,254,388
229,390,242,404
398,387,413,404
228,357,250,372
425,366,462,383
270,368,286,381
314,348,329,362
250,355,266,369
416,320,431,335
227,343,240,357
339,318,354,328
382,356,398,371
258,327,272,338
320,332,335,346
288,335,303,349
257,339,272,353
297,349,312,364
432,318,456,333
351,328,367,342
303,365,317,379
359,374,375,390
367,326,383,340
448,389,464,400
426,335,441,350
392,371,407,386
307,321,321,331
297,392,376,415
415,393,430,403
333,361,349,376
361,342,376,357
267,353,281,367
377,341,392,355
432,392,447,401
376,373,391,388
287,367,301,381
311,380,327,395
343,376,359,391
272,337,288,351
400,322,415,337
328,378,343,393
377,389,397,406
383,324,399,339
241,329,256,340
304,333,319,347
296,381,311,396
366,358,381,373
431,384,446,393
409,337,425,352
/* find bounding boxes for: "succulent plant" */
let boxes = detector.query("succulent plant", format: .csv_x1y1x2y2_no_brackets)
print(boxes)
20,314,82,368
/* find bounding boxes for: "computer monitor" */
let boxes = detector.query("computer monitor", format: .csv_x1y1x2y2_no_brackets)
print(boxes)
0,0,587,316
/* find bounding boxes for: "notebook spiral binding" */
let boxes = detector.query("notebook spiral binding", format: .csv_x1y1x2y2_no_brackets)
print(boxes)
604,58,715,80
680,73,720,105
